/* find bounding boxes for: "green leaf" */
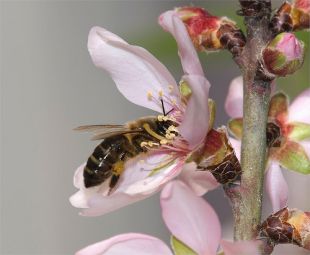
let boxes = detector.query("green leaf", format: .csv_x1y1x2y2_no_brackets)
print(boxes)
276,141,310,174
171,236,197,255
288,122,310,141
228,118,243,139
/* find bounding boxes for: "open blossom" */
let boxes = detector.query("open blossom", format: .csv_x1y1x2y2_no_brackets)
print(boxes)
225,76,310,212
70,12,219,217
76,181,260,255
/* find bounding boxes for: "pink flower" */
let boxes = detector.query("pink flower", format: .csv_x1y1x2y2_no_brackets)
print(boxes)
75,181,260,255
225,76,310,212
70,12,219,217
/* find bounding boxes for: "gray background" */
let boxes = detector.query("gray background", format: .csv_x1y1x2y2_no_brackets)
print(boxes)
1,1,309,254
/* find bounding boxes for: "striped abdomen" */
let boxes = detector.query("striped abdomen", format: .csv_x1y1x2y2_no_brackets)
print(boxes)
83,133,155,188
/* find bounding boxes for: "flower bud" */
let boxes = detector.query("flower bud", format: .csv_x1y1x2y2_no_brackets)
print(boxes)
262,32,305,77
175,7,246,57
294,0,310,14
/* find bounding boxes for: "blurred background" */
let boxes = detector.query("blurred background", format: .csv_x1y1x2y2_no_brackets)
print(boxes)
0,1,309,254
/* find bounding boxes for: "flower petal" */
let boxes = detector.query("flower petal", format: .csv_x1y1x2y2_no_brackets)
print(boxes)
117,154,185,195
220,240,261,255
76,233,172,255
289,88,310,123
158,11,204,76
88,26,180,112
265,162,288,213
225,76,277,118
225,76,244,118
178,162,219,196
178,75,210,149
229,137,241,161
161,181,221,255
79,192,150,217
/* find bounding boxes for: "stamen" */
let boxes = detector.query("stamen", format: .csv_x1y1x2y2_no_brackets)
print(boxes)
158,90,164,98
147,91,153,100
168,85,174,94
140,141,148,147
160,139,168,145
157,115,164,122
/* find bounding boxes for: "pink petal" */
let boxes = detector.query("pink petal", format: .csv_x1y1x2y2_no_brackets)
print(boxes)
158,11,204,76
225,76,277,118
178,75,210,149
88,26,180,113
229,137,241,161
76,233,172,255
79,192,151,217
73,163,86,189
178,162,219,196
220,240,261,255
289,88,310,123
161,181,221,255
265,162,288,213
225,76,243,118
118,155,185,195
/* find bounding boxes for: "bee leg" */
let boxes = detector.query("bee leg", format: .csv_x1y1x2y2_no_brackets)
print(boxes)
108,161,125,194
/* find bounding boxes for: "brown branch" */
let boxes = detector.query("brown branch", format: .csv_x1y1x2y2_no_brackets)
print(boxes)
232,0,273,242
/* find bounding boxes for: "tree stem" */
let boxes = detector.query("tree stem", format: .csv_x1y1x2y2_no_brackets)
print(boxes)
234,0,273,241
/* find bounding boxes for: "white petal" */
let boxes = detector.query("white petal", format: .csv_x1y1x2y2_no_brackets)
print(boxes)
88,26,180,112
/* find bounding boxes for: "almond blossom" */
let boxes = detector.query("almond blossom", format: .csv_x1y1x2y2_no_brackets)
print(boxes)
70,12,219,217
75,181,260,255
225,76,310,212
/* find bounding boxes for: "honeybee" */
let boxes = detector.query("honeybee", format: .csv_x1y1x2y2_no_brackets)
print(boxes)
75,113,178,190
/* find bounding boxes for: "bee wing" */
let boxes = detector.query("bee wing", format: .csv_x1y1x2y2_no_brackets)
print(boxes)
74,124,143,141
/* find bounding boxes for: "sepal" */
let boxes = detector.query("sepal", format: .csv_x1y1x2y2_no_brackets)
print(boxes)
260,207,310,250
171,236,197,255
175,7,246,57
195,127,242,185
275,140,310,174
288,122,310,141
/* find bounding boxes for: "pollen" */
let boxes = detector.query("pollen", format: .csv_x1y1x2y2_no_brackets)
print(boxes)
158,115,164,121
140,141,148,147
160,139,168,145
171,99,177,105
168,85,174,94
147,91,153,100
168,125,178,132
158,90,164,98
148,141,159,147
165,133,175,140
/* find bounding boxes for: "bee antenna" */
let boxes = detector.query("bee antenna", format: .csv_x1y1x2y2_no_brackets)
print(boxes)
165,108,174,116
160,98,166,116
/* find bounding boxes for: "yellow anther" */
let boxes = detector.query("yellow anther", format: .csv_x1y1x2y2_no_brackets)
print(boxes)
148,141,159,147
160,139,168,145
140,142,148,147
165,133,175,140
162,116,168,122
168,85,174,94
158,90,164,98
168,125,178,132
139,159,145,164
158,115,164,121
147,91,153,100
171,99,177,105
